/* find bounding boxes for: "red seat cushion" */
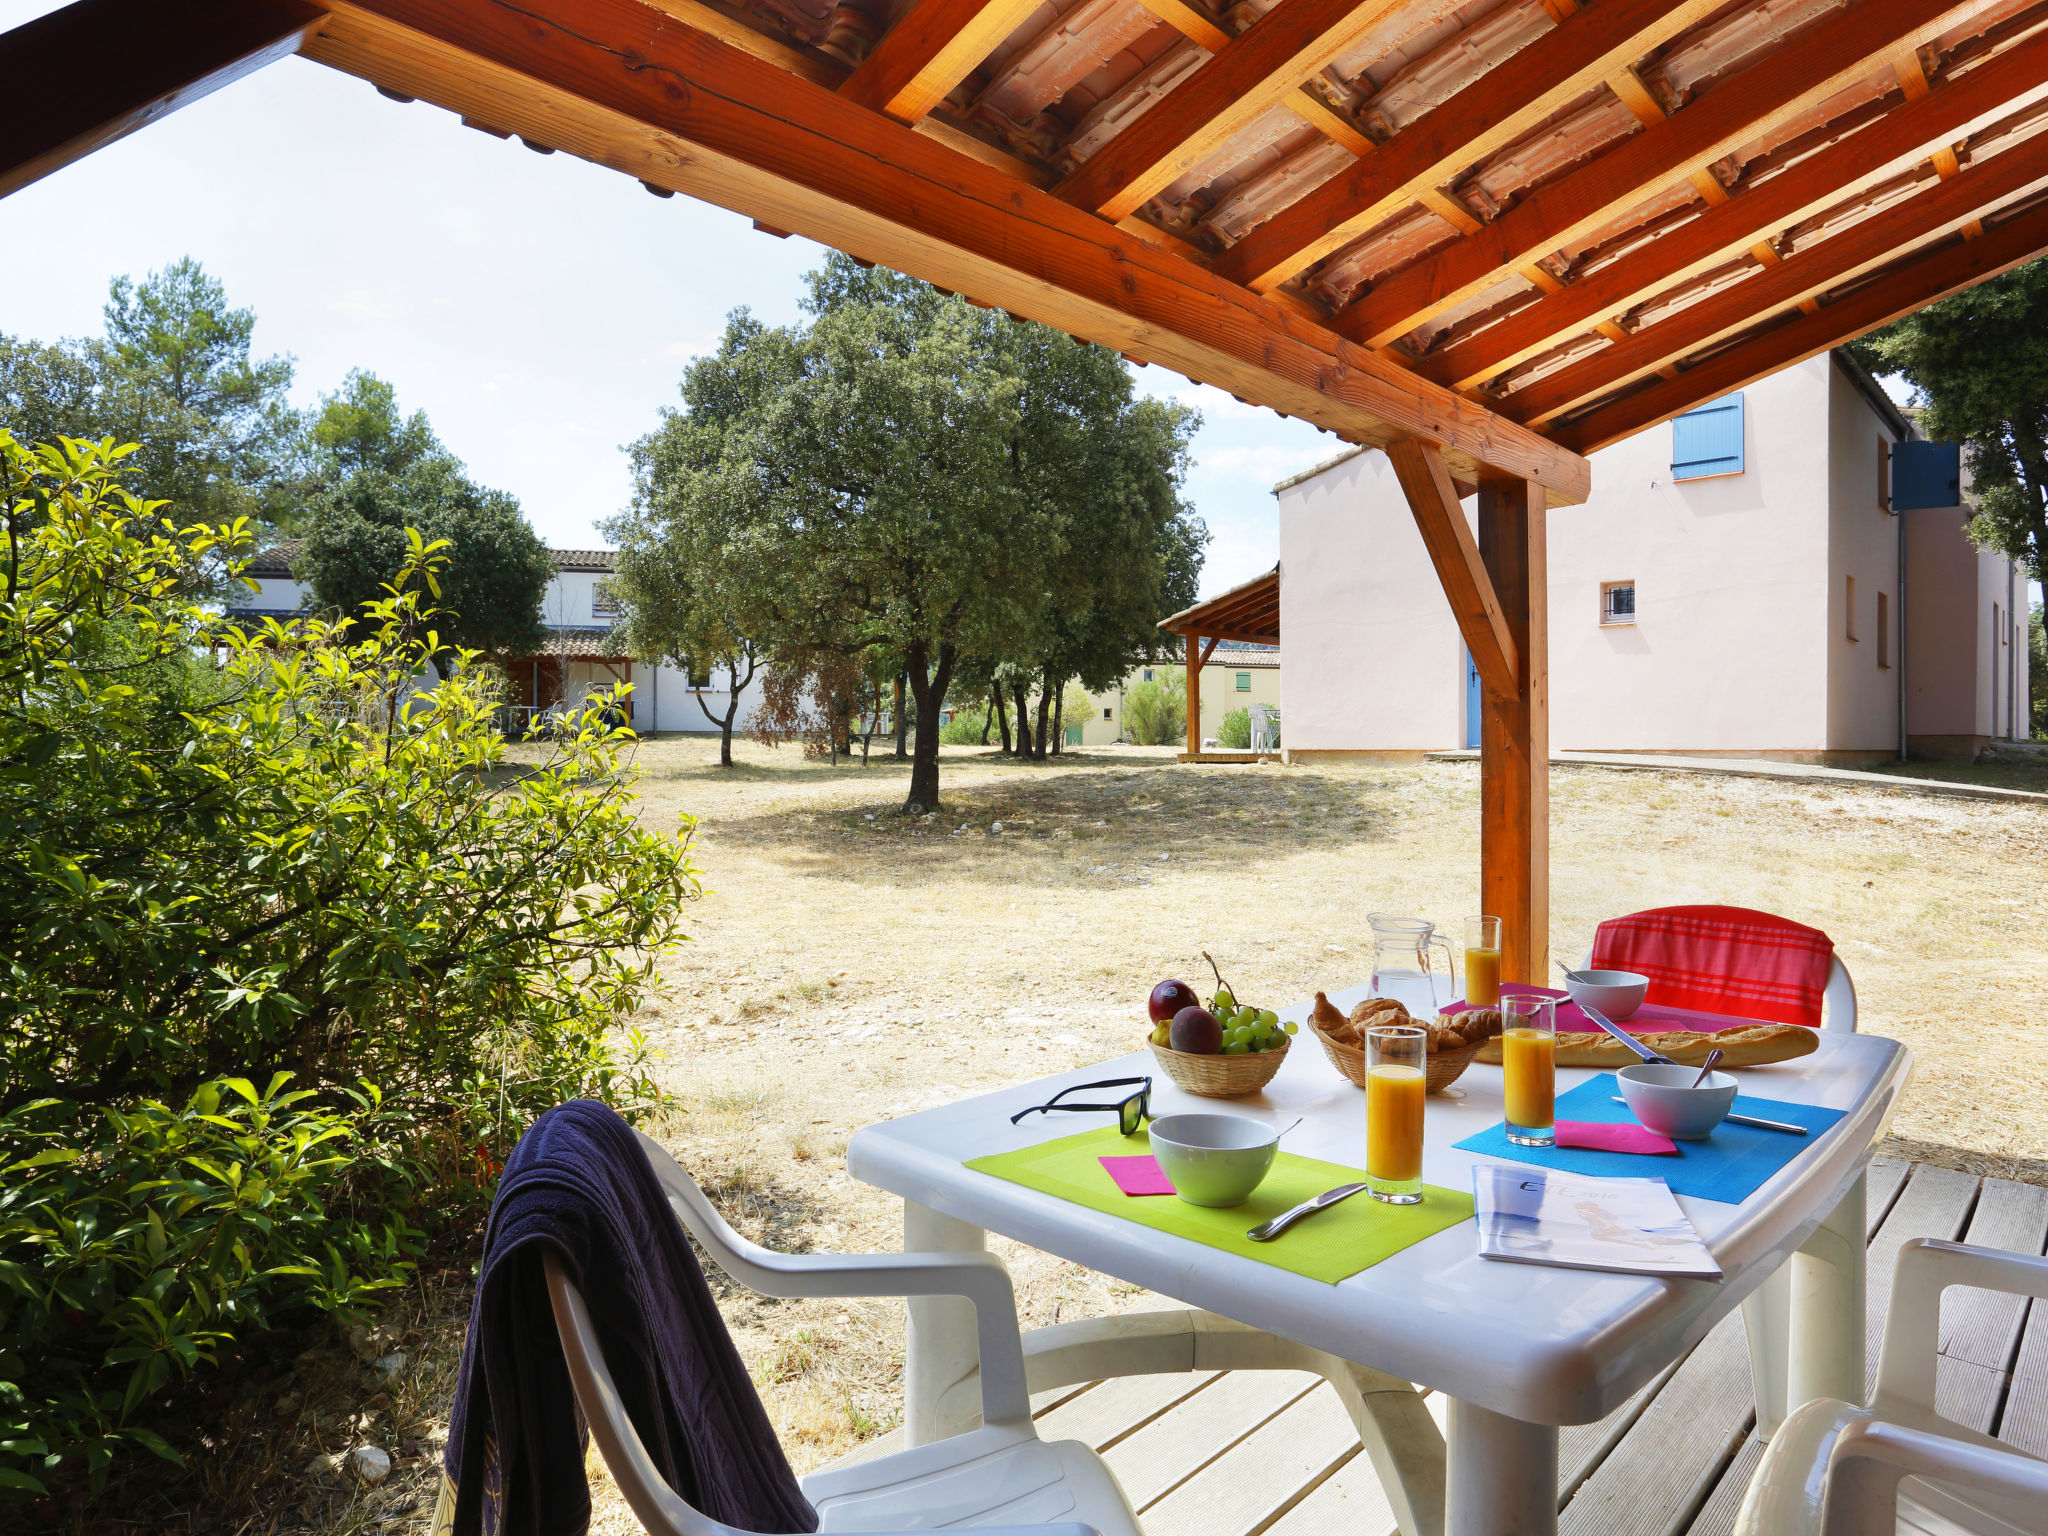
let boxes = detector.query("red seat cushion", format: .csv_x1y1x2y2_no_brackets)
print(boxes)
1589,905,1835,1028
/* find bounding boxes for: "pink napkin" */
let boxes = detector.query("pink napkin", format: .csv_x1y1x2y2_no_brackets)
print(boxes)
1555,1120,1678,1155
1100,1154,1176,1195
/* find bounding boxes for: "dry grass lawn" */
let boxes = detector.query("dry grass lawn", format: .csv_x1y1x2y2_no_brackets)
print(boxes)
209,736,2048,1533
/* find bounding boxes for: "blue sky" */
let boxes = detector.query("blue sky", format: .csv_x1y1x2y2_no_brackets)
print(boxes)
0,16,1335,597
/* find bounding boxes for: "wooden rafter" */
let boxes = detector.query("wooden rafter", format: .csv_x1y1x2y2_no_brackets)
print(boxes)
0,0,327,199
1505,141,2048,423
1384,440,1519,701
839,0,1041,124
305,0,1591,500
1214,0,1727,292
1418,28,2048,390
1335,0,1990,349
1556,193,2048,453
1055,0,1406,222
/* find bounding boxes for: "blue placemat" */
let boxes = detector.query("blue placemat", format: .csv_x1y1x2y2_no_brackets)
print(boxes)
1454,1074,1846,1204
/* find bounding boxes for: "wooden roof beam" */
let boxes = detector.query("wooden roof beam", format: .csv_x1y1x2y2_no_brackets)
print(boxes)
304,0,1590,502
1387,440,1518,701
840,0,1042,124
1055,0,1407,222
1418,28,2048,390
1215,0,1726,291
0,0,327,200
1503,138,2048,422
1555,192,2048,454
1336,0,1995,350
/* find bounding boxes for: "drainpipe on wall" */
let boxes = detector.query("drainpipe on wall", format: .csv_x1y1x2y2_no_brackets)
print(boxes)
2009,560,2018,741
1897,502,1907,763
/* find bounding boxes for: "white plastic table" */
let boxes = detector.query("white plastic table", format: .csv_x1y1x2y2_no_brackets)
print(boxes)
847,982,1910,1536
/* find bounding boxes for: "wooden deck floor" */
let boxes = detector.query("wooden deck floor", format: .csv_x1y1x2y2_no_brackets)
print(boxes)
853,1158,2048,1536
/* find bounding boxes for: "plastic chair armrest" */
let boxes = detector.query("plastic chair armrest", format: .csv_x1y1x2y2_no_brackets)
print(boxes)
635,1132,1031,1426
1877,1240,2048,1417
1822,1417,2048,1536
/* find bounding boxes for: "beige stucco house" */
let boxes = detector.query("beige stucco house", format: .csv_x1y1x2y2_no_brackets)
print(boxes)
1074,644,1282,747
1274,352,2030,765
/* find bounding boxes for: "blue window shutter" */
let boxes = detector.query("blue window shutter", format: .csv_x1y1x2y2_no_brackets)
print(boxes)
1892,439,1961,509
1672,393,1745,479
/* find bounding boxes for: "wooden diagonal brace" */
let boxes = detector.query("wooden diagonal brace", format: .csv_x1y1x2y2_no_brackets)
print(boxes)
1386,440,1519,702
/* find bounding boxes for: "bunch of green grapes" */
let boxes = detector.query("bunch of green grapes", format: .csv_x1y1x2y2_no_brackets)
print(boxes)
1211,988,1298,1055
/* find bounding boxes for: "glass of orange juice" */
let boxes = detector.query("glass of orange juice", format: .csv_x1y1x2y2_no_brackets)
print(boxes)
1464,916,1502,1007
1365,1025,1427,1203
1500,995,1556,1147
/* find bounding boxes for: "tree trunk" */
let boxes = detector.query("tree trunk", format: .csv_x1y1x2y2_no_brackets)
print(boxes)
980,694,992,746
1032,668,1054,762
1050,678,1066,756
1011,682,1034,758
893,673,908,758
993,687,1012,754
903,642,956,813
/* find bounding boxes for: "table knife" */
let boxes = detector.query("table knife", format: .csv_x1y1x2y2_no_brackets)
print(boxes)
1607,1097,1808,1135
1579,1001,1674,1065
1246,1183,1369,1241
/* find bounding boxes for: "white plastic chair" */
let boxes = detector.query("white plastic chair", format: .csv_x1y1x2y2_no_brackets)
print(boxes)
1734,1238,2048,1535
541,1130,1136,1536
1573,950,1857,1031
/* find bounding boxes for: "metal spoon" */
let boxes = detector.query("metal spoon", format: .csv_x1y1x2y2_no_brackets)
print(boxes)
1556,960,1596,985
1690,1049,1724,1087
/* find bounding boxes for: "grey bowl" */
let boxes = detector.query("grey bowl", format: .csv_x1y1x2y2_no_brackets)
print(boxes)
1566,969,1650,1021
1618,1063,1738,1140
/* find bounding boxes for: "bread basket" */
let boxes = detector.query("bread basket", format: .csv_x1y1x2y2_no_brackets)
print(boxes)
1309,1024,1481,1095
1149,1038,1288,1098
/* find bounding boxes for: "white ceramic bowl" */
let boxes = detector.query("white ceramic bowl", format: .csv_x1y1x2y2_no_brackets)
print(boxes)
1566,969,1650,1021
1148,1113,1280,1207
1617,1063,1738,1140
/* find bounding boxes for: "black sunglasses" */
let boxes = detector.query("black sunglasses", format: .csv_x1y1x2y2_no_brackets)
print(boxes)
1011,1076,1153,1136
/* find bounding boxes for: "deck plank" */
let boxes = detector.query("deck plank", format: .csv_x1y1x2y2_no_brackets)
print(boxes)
1935,1178,2048,1433
1106,1369,1320,1510
1035,1370,1222,1452
1556,1306,1754,1536
1140,1382,1363,1536
1557,1364,1679,1505
1863,1163,1984,1396
2000,1302,2048,1458
1258,1438,1399,1536
1680,1437,1763,1536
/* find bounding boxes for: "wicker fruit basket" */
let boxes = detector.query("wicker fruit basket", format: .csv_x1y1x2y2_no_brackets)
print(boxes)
1309,1023,1482,1095
1149,1037,1289,1098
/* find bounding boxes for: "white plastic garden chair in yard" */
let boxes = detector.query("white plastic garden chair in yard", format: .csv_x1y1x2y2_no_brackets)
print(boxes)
1734,1238,2048,1536
542,1130,1133,1536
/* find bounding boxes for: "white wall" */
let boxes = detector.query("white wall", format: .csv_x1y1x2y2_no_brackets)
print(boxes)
1827,360,1906,753
1277,447,1464,752
1278,359,1840,754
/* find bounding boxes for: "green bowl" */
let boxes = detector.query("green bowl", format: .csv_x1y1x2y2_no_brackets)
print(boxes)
1149,1113,1280,1207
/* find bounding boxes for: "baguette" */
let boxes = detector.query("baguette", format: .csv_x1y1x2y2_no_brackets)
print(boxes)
1472,1024,1817,1069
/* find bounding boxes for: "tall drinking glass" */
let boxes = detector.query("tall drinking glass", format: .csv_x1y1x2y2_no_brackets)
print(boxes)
1365,1025,1427,1204
1501,995,1555,1147
1463,915,1502,1007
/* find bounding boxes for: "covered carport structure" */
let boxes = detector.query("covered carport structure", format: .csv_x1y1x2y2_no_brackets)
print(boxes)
1159,565,1281,762
12,0,2048,998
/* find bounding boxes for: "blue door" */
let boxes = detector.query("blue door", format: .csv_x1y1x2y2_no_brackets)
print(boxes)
1463,646,1481,749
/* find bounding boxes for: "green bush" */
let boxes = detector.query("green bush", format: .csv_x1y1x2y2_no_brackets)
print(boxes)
1121,668,1185,745
0,435,701,1501
0,1076,406,1498
1216,708,1278,750
939,702,993,744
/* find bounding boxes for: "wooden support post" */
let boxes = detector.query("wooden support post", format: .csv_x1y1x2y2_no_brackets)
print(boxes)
1477,478,1549,985
1185,633,1202,757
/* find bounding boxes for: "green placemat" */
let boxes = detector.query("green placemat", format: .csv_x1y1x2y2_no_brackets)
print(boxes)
965,1127,1473,1284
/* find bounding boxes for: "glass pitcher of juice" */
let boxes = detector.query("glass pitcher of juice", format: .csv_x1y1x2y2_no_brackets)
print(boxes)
1366,914,1457,1017
1464,915,1502,1007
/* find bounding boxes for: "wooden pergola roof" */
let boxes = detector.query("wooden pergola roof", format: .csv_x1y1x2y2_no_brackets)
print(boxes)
1161,565,1281,646
12,0,2042,991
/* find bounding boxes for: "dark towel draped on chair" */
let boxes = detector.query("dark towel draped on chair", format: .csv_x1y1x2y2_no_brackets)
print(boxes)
444,1100,820,1536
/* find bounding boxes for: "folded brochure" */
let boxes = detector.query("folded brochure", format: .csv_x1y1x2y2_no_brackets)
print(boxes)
1473,1165,1722,1279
